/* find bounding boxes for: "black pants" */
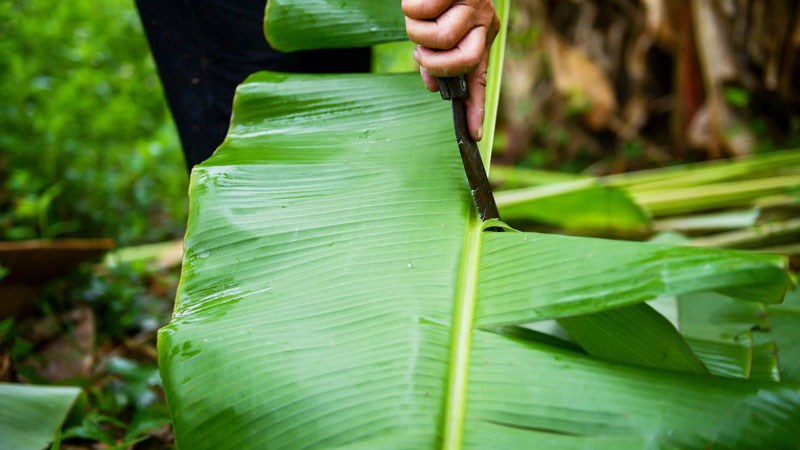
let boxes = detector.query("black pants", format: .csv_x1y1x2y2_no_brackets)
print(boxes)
135,0,372,170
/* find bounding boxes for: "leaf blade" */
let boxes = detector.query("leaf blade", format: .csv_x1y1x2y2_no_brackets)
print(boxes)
264,0,405,52
0,383,80,450
161,71,472,449
464,331,800,449
558,302,708,374
476,232,789,326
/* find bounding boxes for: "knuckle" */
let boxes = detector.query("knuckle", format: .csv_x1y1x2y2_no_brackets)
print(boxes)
425,62,449,77
404,0,450,19
401,0,423,17
472,0,494,17
401,0,413,16
436,28,459,49
463,52,482,71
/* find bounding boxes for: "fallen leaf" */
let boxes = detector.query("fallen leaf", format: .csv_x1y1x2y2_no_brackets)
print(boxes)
546,32,617,130
25,306,96,382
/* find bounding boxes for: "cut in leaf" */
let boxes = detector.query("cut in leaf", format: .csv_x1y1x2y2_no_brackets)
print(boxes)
754,288,800,382
465,331,800,449
476,232,788,326
761,307,800,382
558,302,708,374
685,336,754,379
679,292,794,382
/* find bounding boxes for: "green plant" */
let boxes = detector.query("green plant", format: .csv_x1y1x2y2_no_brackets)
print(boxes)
61,357,171,448
1,250,178,448
490,149,800,235
74,261,175,339
0,0,187,244
157,1,800,448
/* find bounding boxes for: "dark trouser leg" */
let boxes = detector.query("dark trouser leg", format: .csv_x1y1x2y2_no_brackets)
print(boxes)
135,0,372,171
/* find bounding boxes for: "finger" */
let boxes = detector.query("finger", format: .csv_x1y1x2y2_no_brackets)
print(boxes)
419,65,439,92
402,0,454,20
405,4,485,50
413,25,487,77
465,50,490,141
487,13,500,46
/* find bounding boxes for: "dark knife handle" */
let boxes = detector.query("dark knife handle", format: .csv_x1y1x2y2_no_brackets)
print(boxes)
437,76,468,100
436,76,502,225
449,99,501,223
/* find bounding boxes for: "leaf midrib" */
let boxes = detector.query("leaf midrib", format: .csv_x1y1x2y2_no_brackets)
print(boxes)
440,2,508,446
442,213,483,449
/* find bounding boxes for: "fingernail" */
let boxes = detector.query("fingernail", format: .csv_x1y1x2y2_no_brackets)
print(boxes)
476,126,483,141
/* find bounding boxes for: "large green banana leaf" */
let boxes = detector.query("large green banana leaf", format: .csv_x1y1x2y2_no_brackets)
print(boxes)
159,1,800,448
159,70,797,449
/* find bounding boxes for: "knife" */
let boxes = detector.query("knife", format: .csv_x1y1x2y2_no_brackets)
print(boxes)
437,75,501,223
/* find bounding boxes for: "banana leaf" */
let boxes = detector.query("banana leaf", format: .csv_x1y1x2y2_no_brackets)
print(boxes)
264,0,405,52
653,208,761,232
678,291,800,382
160,1,800,447
608,150,800,193
632,175,800,216
494,180,651,233
490,150,800,192
684,336,755,379
159,69,798,448
492,150,800,220
689,218,800,249
754,288,800,382
557,302,708,374
0,383,81,450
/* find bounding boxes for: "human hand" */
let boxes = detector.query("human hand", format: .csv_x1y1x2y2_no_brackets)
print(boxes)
403,0,500,141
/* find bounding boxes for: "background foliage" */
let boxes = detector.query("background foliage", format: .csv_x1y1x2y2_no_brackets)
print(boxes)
0,0,187,245
0,1,184,446
497,0,800,172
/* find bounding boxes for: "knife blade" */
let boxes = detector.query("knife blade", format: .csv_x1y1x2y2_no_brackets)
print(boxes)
437,75,501,223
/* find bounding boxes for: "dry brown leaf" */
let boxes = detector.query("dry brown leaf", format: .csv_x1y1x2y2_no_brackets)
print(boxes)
0,353,11,382
25,306,96,382
642,0,678,45
692,0,738,85
546,32,617,130
687,103,755,156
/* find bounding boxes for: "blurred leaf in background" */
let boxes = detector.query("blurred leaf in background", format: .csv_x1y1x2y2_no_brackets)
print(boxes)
0,0,187,245
494,0,800,173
